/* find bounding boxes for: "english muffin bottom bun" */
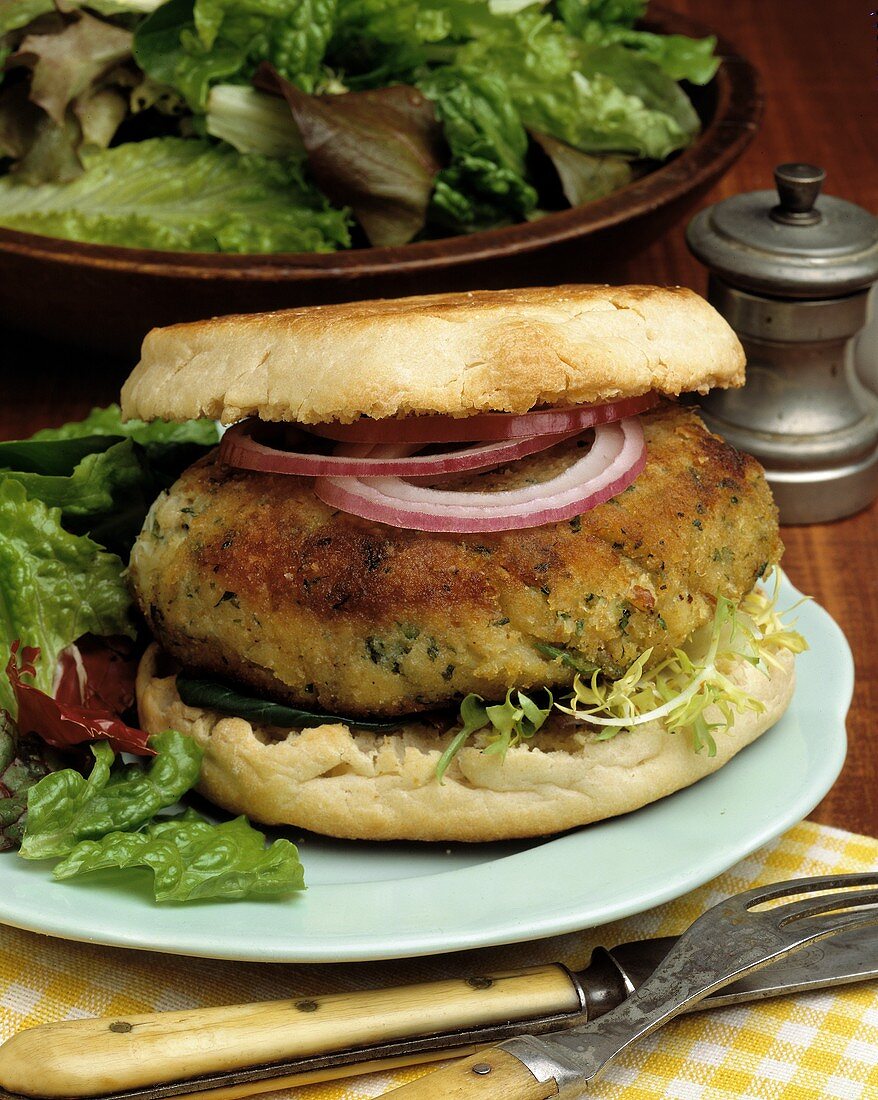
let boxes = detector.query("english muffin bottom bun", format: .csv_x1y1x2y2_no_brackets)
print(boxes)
122,284,803,842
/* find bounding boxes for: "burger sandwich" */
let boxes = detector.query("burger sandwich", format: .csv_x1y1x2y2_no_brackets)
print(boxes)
120,284,803,843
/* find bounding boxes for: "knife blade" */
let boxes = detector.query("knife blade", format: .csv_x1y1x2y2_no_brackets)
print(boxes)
1,924,876,1100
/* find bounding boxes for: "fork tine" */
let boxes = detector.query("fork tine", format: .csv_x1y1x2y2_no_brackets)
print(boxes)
796,906,878,940
775,888,878,925
731,872,878,911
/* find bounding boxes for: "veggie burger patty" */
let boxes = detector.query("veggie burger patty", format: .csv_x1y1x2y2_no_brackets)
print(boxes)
129,403,780,718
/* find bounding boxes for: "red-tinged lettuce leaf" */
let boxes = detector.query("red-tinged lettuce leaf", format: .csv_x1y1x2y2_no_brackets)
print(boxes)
11,11,133,126
0,712,61,852
54,636,138,717
254,62,444,246
530,130,632,206
8,643,154,756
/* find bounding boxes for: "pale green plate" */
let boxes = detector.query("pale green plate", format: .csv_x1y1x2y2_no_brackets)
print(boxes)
0,572,852,962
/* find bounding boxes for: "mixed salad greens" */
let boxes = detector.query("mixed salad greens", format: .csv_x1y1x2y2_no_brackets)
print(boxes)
1,406,804,905
0,405,306,901
0,0,719,251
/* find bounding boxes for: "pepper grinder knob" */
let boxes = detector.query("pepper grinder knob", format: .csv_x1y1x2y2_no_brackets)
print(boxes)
771,163,826,225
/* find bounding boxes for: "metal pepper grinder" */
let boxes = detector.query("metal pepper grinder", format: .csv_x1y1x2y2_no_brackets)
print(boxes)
686,163,878,523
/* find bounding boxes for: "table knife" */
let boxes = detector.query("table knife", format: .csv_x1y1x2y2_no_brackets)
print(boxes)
1,921,877,1100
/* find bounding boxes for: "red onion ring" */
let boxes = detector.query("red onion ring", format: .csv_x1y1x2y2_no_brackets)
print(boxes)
219,419,581,477
307,393,660,444
314,418,646,533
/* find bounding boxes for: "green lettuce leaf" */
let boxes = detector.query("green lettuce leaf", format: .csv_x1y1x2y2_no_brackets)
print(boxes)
531,131,632,206
0,136,352,252
256,64,442,246
133,0,337,110
205,85,304,157
53,808,305,901
593,27,718,85
0,440,149,550
0,480,132,715
554,0,647,33
456,10,701,159
20,729,202,859
0,405,220,551
0,715,60,852
0,0,164,33
418,65,537,232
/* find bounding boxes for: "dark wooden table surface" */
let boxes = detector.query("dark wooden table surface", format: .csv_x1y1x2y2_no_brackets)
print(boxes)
2,0,876,834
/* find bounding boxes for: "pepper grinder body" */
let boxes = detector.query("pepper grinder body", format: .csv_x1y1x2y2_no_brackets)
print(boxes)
687,163,878,524
699,279,878,523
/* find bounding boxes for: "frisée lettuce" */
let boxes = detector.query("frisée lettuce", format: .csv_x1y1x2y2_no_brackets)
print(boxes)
439,576,808,772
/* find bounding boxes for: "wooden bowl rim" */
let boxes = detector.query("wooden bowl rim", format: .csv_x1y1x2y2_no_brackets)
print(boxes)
0,6,762,283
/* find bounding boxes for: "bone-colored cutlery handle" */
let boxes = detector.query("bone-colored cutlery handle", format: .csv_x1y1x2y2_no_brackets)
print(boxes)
0,965,579,1098
381,1049,558,1099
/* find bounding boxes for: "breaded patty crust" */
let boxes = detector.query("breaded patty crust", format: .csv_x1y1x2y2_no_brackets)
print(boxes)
129,404,781,717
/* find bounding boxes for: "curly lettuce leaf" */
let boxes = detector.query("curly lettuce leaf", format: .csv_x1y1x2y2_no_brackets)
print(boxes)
53,808,305,901
0,480,132,715
133,0,337,110
10,11,132,127
256,64,442,246
20,729,202,860
418,66,536,232
0,136,352,252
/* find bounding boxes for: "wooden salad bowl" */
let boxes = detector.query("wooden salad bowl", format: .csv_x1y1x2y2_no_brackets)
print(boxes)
0,8,761,356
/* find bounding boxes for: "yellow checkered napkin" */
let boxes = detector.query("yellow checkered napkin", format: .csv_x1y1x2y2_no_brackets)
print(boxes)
2,820,878,1100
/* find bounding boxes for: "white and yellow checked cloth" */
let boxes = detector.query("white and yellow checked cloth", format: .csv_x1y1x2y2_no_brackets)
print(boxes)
2,820,878,1100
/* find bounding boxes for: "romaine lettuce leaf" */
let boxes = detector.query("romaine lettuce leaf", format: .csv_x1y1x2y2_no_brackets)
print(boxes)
20,729,202,859
0,480,133,715
53,808,305,901
133,0,337,110
0,137,352,252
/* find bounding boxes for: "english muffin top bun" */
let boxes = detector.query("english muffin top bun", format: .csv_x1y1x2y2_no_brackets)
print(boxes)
121,284,800,843
120,284,744,425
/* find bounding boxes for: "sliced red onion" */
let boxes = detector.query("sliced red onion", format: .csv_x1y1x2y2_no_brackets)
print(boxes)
314,418,646,533
308,393,660,444
219,418,580,477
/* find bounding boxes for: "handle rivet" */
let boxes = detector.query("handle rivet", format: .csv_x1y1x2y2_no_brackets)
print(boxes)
109,1022,133,1034
472,1063,493,1076
295,1000,319,1013
467,977,493,990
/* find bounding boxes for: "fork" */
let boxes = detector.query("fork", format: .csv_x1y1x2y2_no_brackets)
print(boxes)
379,872,878,1098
